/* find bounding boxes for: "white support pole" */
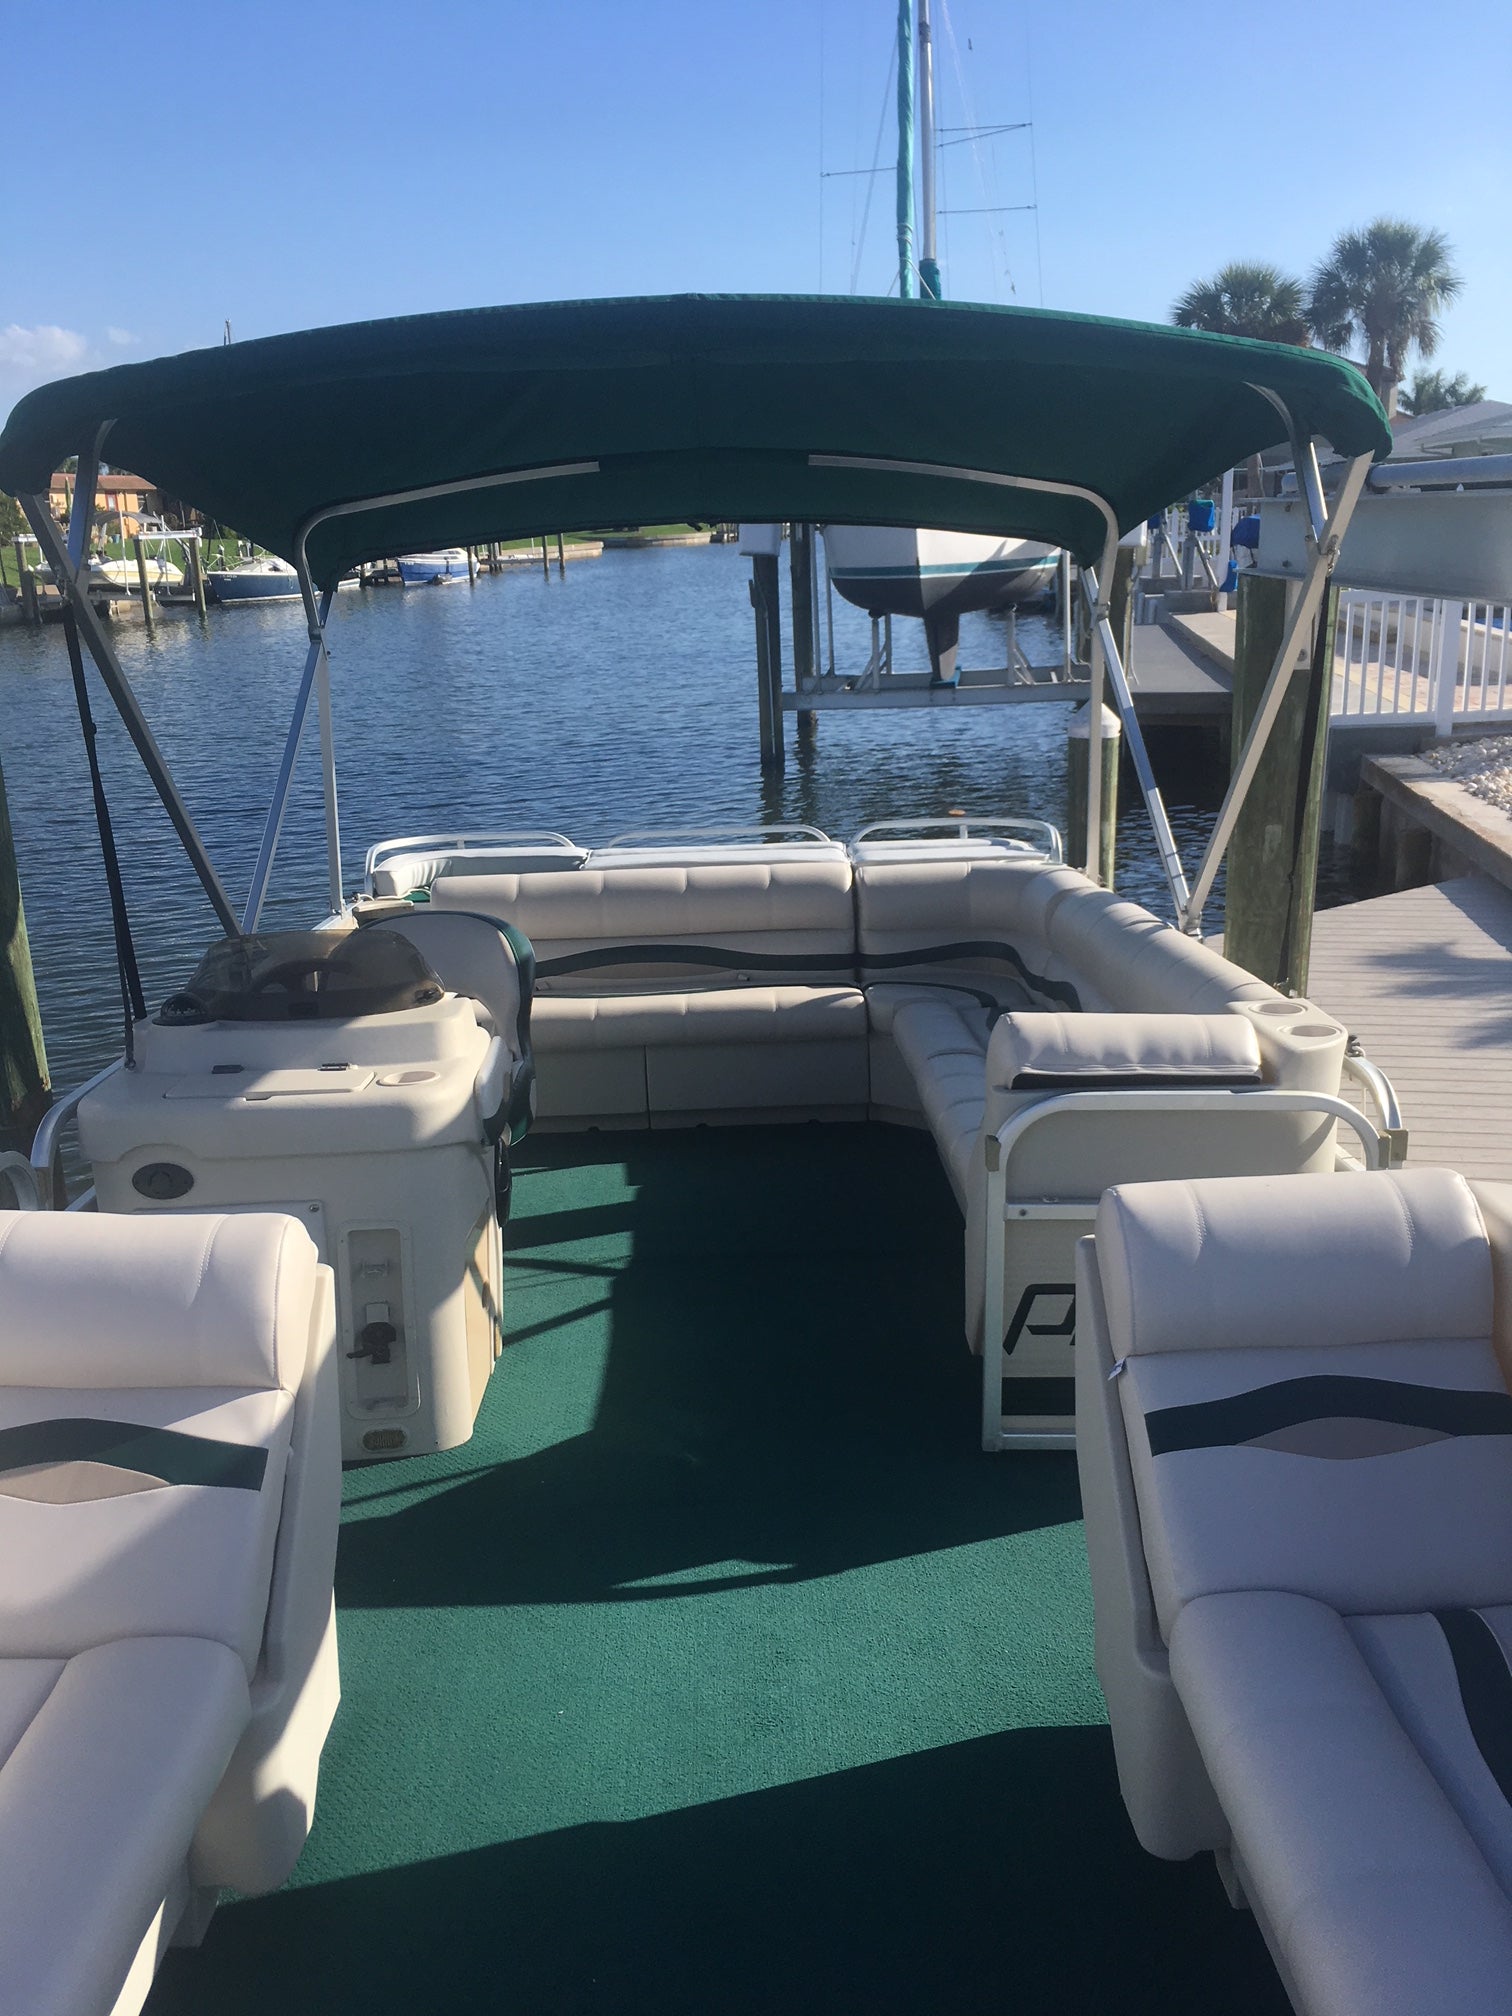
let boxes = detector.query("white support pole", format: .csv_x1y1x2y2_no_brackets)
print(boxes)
1084,538,1111,875
243,588,336,930
295,563,344,915
66,420,113,580
1181,450,1374,934
22,492,239,935
1060,548,1073,681
1216,467,1235,613
1082,561,1192,918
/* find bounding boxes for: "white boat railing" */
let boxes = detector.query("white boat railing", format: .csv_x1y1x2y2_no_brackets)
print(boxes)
1330,591,1512,731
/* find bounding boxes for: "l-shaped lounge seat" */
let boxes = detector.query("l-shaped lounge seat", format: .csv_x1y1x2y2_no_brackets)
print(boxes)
357,827,1388,1446
1076,1168,1512,2016
0,1210,340,2016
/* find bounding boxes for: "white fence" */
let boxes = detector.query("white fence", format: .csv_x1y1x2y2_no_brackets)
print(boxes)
1331,591,1512,733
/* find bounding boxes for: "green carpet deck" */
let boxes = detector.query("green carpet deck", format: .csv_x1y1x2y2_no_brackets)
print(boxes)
148,1124,1285,2014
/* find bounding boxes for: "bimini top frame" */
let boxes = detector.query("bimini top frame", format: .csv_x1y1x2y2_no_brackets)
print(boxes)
0,293,1389,932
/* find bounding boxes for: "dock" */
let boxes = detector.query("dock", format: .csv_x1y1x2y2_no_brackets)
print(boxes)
1309,874,1512,1180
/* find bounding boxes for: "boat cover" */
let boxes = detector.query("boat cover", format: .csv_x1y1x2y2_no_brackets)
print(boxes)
0,295,1390,584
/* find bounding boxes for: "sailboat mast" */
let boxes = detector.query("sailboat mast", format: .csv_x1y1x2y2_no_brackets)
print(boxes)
895,0,916,299
917,0,941,299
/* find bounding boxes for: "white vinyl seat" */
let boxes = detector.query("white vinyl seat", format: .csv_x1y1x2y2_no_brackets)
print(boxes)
425,851,867,1124
0,1210,340,2016
358,905,536,1138
1075,1169,1512,2016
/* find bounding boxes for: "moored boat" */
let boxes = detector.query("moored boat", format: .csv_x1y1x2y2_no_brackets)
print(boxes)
206,553,302,603
396,547,469,585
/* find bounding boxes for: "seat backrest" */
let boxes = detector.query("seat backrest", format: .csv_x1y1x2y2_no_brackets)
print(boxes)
0,1212,328,1672
1096,1167,1493,1361
0,1210,316,1393
430,846,858,991
852,846,1086,1003
363,907,530,1052
1042,884,1279,1015
1094,1169,1512,1631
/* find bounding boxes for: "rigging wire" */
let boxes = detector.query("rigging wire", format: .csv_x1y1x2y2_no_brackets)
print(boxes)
848,41,897,296
1024,21,1045,306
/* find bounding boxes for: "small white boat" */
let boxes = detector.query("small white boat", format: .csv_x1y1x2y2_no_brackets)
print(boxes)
396,548,469,585
206,554,302,604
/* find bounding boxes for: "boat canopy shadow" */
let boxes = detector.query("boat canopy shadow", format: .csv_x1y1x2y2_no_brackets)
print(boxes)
149,1723,1287,2016
334,1124,1084,1611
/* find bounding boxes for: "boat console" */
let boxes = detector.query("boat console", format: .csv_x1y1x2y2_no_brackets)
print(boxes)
78,928,528,1461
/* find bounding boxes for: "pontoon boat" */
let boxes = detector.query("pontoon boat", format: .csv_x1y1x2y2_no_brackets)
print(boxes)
0,289,1443,2016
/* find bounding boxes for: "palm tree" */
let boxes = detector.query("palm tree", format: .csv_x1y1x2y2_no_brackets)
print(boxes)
1398,367,1487,417
1171,264,1310,494
1306,221,1462,419
1171,262,1310,344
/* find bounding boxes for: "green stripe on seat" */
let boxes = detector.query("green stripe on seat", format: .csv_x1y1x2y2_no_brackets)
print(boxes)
533,940,1079,1009
0,1418,269,1491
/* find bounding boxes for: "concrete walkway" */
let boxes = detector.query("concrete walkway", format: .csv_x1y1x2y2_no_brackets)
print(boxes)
1308,874,1512,1180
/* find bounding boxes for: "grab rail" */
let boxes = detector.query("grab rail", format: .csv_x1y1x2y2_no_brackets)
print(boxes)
29,1058,123,1210
849,816,1063,862
979,1086,1387,1452
596,824,836,850
1341,1049,1407,1165
363,831,584,877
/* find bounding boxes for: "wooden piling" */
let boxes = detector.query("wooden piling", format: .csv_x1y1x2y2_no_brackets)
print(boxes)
19,571,40,627
1107,543,1136,674
466,545,478,585
751,554,784,772
0,750,50,1160
1066,703,1120,886
790,522,817,737
132,536,155,631
186,534,207,616
555,532,566,577
1224,573,1337,995
540,535,550,581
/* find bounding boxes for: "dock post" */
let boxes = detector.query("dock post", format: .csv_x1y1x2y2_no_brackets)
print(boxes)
1224,573,1337,994
466,545,478,585
790,522,817,740
1107,543,1136,678
19,570,40,627
1066,703,1120,886
540,535,550,581
0,748,50,1167
132,536,155,632
555,532,565,577
186,533,207,616
751,553,784,772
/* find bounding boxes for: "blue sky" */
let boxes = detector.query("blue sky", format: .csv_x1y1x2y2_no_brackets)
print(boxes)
3,0,1507,423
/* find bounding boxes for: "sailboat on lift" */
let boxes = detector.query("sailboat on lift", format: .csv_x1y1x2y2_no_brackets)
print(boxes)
822,0,1058,686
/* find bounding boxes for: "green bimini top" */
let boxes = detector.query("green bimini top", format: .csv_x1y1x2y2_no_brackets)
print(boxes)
0,294,1390,587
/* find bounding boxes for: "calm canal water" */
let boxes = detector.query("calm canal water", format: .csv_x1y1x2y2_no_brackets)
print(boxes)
1,543,1266,1096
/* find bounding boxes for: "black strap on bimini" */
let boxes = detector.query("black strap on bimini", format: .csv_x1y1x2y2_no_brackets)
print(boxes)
62,605,147,1057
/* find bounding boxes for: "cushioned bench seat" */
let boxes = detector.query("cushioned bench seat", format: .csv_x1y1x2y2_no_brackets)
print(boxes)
0,1211,341,2016
1076,1168,1512,2013
1171,1591,1512,2016
889,996,993,1208
0,1638,250,2016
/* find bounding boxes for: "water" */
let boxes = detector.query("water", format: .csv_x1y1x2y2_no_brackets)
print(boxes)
2,544,1257,1096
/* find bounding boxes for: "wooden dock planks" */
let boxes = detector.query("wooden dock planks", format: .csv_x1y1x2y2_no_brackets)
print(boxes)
1308,874,1512,1180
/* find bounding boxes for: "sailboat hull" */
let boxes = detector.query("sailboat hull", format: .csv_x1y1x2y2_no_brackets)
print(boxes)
823,525,1057,618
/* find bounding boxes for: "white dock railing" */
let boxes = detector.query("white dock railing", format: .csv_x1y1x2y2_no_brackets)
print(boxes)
1331,591,1512,733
